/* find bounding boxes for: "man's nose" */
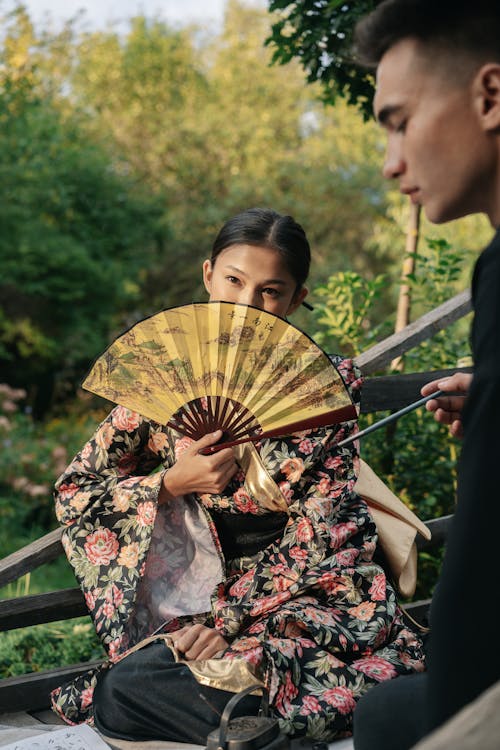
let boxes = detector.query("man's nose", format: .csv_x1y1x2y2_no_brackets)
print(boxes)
382,139,405,180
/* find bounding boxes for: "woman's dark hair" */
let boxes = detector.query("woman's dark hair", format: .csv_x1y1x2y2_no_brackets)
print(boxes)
211,208,311,290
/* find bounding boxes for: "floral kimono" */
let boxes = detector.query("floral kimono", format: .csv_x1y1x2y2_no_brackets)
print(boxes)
51,357,425,740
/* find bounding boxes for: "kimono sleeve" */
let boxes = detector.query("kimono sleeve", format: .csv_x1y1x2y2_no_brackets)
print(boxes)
54,406,174,525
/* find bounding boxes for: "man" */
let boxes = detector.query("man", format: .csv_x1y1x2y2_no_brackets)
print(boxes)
351,2,500,748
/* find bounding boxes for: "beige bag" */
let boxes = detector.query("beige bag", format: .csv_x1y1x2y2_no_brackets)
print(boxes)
354,459,431,598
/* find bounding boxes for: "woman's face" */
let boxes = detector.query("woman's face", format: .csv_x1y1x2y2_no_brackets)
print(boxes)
203,244,308,318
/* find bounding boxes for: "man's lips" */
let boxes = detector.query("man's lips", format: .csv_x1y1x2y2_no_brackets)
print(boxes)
402,187,421,204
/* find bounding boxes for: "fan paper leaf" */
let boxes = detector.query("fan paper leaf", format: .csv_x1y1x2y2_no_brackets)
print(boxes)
82,302,356,444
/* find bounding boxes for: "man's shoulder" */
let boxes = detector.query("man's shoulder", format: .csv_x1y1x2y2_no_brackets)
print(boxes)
480,227,500,265
472,228,500,295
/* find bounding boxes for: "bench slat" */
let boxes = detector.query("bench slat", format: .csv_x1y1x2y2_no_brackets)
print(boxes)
360,369,472,414
404,598,431,628
0,527,64,589
0,588,86,632
417,515,453,550
0,661,102,712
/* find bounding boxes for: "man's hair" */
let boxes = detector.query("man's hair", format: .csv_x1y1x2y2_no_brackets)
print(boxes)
354,0,500,70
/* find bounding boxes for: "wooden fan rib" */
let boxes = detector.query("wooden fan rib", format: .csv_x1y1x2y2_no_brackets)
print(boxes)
216,395,232,430
219,400,246,434
166,417,196,439
201,404,358,454
223,409,260,439
207,395,221,432
186,400,208,432
168,400,206,440
202,398,223,433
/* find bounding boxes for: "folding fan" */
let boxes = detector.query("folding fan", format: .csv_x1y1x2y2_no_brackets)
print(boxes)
82,302,357,450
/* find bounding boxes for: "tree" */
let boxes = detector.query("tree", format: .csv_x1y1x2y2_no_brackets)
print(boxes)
266,0,380,118
1,0,483,415
0,7,165,414
56,0,398,314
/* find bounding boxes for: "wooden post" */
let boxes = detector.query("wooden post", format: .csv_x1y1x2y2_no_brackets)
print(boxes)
391,202,421,370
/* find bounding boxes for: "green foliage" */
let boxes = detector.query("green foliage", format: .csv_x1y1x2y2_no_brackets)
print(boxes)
313,271,389,357
0,75,162,375
0,387,104,674
397,239,472,377
0,619,105,678
266,0,380,118
25,1,398,325
0,384,103,538
314,237,472,599
0,1,482,415
0,10,165,408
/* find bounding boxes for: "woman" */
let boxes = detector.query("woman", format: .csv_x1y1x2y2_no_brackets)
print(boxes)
51,208,425,743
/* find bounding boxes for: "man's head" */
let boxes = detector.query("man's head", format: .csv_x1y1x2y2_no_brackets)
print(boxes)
355,1,500,226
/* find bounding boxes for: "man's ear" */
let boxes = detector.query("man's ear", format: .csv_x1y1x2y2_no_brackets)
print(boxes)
202,259,213,295
287,286,309,315
474,63,500,131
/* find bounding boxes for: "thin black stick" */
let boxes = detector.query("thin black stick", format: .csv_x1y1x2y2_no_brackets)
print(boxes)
337,389,447,449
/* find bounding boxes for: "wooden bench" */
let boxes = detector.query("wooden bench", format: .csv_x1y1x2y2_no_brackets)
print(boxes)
0,290,471,715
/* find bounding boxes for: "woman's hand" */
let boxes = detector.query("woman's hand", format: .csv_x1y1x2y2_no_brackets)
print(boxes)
169,624,228,660
421,372,473,439
159,430,237,502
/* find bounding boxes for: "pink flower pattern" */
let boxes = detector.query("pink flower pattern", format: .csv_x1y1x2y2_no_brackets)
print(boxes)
84,529,119,566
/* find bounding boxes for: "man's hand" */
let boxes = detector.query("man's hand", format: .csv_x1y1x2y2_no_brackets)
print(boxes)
421,372,472,439
159,430,237,502
169,624,228,660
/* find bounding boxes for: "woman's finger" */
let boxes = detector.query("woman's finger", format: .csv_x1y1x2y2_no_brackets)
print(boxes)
190,635,228,661
187,644,225,661
182,633,218,660
169,626,189,640
191,431,224,454
175,625,202,653
212,453,237,473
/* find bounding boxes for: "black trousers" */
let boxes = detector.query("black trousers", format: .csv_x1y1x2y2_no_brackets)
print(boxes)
352,672,428,750
93,642,261,744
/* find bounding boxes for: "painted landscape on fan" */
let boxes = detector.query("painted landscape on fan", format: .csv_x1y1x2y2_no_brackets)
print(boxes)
82,302,356,445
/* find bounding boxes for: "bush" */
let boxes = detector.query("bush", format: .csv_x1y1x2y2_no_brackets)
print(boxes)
313,237,472,599
0,619,105,678
0,385,104,545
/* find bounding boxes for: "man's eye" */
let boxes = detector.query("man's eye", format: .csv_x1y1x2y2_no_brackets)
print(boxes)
263,288,279,297
396,120,407,133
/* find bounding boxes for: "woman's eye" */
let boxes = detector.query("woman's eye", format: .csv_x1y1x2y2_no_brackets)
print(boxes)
263,287,279,298
396,119,407,133
226,276,240,285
